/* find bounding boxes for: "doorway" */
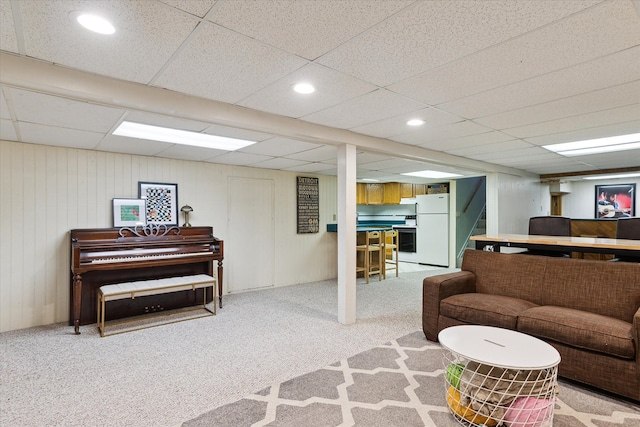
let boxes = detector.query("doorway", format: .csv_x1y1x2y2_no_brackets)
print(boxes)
550,193,562,216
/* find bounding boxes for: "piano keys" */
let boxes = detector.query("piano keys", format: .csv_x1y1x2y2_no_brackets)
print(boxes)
70,225,223,334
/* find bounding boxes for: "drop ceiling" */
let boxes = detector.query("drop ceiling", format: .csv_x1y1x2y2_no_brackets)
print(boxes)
0,0,639,183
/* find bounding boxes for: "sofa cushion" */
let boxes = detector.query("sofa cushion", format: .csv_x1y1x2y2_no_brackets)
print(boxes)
541,258,640,323
461,250,546,305
441,293,539,330
518,306,635,360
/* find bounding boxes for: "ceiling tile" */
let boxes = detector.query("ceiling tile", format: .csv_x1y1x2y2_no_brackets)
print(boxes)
125,111,211,132
8,88,124,132
19,122,104,150
208,0,413,60
0,0,18,52
393,121,492,146
203,125,274,142
424,131,516,151
524,121,640,147
301,89,427,129
439,46,640,119
351,107,463,139
18,0,200,83
159,0,217,18
388,0,640,105
153,22,308,104
205,151,273,165
0,89,11,120
284,162,335,173
95,134,173,156
475,81,640,130
154,144,227,161
504,104,640,139
239,137,320,156
445,139,532,157
250,157,309,170
317,0,599,86
238,63,376,118
469,146,551,161
285,146,337,163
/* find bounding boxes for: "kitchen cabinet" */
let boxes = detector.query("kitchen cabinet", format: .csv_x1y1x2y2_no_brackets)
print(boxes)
414,184,427,195
383,182,401,204
356,183,367,205
357,182,434,204
400,183,414,198
366,183,384,205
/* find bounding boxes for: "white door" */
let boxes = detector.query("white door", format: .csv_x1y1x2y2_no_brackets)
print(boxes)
227,177,275,293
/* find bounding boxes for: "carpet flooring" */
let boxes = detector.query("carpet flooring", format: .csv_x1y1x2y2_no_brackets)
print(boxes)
184,331,640,427
2,266,639,426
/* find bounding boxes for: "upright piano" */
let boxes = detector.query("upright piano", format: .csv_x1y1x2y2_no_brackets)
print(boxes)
70,225,223,334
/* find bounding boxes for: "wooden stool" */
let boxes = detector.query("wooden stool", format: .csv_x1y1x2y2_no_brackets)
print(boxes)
356,231,383,283
383,229,399,278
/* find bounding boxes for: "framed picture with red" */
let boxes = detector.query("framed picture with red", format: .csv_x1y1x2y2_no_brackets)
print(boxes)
595,184,635,218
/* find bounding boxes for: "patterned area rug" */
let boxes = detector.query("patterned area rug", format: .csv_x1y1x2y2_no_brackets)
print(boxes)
183,331,640,427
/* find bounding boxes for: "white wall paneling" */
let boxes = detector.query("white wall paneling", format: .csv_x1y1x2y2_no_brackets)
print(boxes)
227,177,275,293
0,139,339,332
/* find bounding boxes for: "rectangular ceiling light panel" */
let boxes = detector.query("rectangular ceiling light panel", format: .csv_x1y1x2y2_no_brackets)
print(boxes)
113,121,257,151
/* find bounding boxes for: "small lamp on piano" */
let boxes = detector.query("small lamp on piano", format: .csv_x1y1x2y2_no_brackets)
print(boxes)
180,204,193,227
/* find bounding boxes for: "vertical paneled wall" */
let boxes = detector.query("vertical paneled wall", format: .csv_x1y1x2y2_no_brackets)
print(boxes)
0,140,338,333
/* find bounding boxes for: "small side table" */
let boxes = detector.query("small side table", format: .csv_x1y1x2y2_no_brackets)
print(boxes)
439,325,561,427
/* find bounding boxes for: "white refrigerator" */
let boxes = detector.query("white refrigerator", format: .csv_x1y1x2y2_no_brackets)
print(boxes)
416,194,449,266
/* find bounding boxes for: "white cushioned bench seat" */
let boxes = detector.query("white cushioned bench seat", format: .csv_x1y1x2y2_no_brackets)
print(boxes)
97,274,216,337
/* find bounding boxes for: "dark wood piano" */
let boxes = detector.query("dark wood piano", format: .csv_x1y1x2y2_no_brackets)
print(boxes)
70,225,223,334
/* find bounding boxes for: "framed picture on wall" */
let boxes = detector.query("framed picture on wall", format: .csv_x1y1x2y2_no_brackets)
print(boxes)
138,182,179,225
595,184,635,218
112,198,146,227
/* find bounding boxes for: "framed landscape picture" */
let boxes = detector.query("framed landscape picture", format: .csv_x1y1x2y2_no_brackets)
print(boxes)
112,198,146,227
595,183,635,218
138,181,179,225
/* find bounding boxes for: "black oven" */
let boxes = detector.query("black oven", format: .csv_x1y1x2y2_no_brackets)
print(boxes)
394,226,417,253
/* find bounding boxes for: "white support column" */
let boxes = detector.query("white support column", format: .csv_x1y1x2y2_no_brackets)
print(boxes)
337,144,357,324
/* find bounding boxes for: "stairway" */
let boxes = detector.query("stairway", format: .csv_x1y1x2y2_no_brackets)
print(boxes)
456,207,486,267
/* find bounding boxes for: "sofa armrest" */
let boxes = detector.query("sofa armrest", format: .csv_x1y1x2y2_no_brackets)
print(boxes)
422,271,476,342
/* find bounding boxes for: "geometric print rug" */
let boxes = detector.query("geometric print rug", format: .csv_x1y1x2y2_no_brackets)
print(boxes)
183,331,640,427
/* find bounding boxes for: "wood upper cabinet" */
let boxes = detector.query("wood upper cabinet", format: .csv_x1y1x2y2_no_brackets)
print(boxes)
413,184,427,195
357,182,427,204
383,182,401,204
356,183,367,205
400,183,414,198
366,183,384,205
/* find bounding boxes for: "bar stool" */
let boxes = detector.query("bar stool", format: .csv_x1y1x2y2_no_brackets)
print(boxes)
356,231,383,283
383,229,399,278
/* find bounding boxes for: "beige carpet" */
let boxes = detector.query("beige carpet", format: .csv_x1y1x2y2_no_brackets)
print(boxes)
1,267,638,426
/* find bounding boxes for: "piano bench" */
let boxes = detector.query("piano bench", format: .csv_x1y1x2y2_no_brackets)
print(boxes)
97,274,216,337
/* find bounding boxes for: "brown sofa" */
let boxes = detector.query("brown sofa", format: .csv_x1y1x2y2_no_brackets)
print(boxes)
423,249,640,401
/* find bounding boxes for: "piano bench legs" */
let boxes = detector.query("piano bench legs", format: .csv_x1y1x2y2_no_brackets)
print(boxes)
97,274,217,337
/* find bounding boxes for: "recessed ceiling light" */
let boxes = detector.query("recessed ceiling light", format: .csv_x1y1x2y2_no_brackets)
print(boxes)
113,121,257,151
361,178,380,182
543,133,640,156
70,11,115,35
402,170,462,179
293,83,315,94
407,119,425,126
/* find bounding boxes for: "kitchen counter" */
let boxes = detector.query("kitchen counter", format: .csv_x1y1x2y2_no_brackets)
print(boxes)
326,223,402,232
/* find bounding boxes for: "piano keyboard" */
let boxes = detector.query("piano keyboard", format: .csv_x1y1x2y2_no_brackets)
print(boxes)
88,251,211,264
